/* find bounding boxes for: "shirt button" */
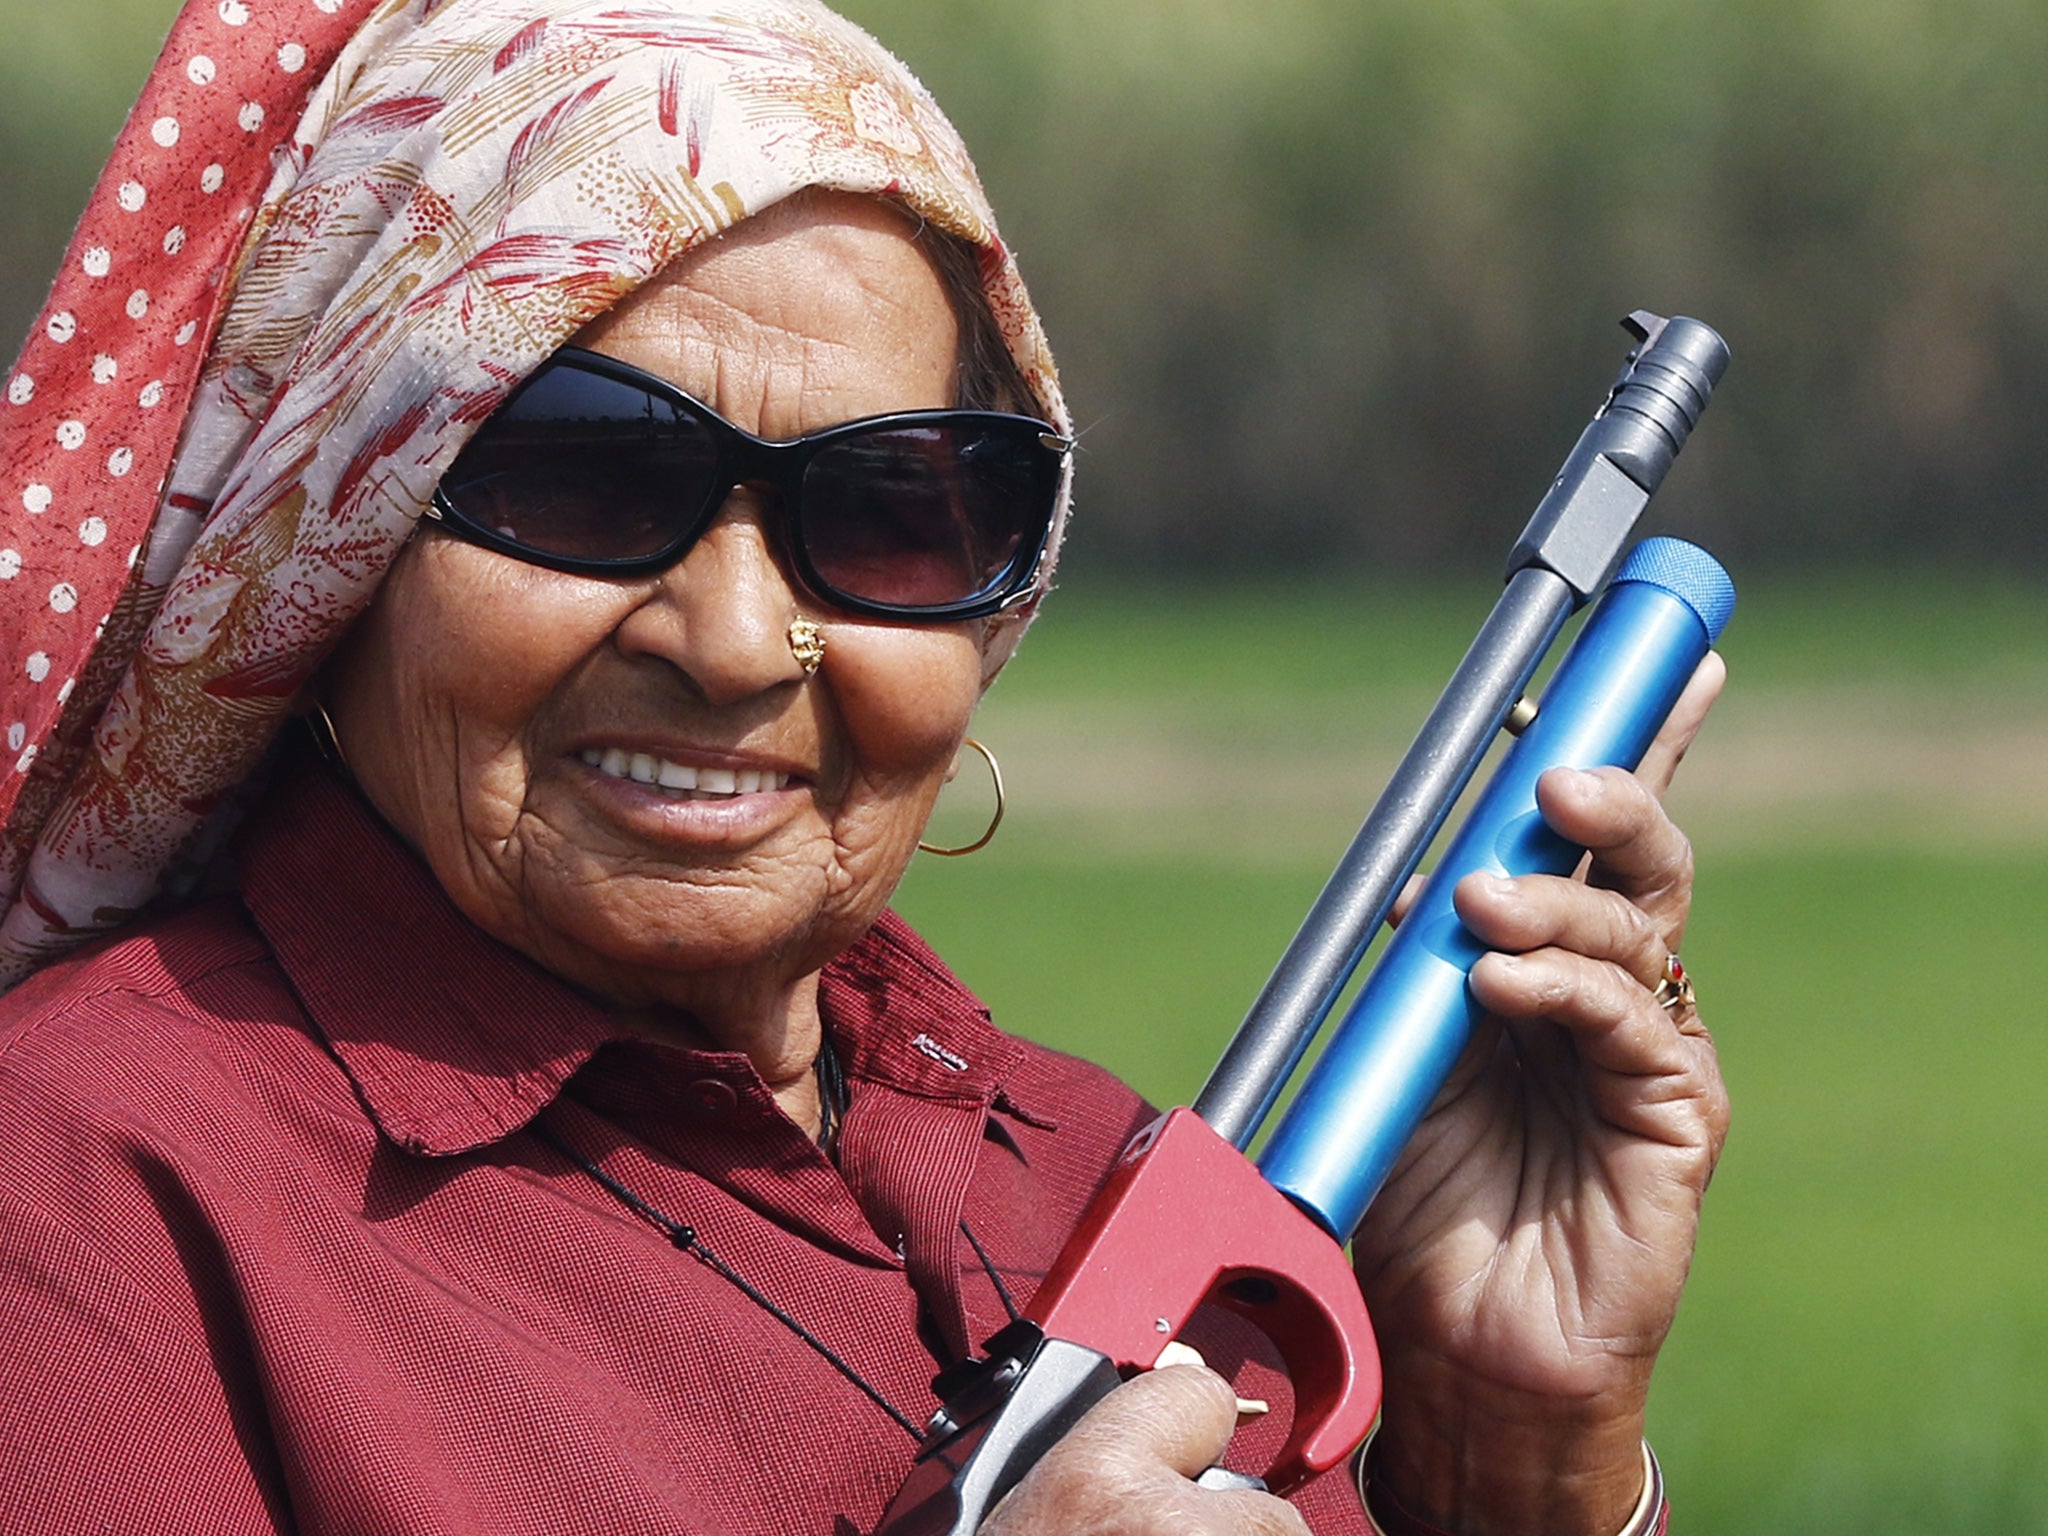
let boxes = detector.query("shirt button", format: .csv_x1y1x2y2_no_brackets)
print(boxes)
684,1078,739,1119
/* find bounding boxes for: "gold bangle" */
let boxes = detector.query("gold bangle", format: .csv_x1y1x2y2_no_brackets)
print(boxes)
1355,1433,1664,1536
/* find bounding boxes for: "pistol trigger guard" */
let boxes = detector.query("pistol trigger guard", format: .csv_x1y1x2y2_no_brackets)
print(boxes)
1018,1108,1382,1494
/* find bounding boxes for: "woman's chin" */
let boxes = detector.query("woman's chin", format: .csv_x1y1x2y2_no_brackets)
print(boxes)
514,882,842,1014
470,772,858,1006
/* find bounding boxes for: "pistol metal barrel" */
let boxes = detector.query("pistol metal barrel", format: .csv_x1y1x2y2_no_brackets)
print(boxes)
1193,312,1730,1150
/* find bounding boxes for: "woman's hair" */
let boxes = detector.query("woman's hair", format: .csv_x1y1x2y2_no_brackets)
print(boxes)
919,224,1037,416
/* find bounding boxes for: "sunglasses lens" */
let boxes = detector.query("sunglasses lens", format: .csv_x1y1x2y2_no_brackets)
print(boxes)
439,354,1058,615
440,366,718,564
801,424,1051,610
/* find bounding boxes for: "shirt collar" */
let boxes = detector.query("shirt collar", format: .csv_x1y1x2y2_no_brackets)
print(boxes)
237,756,614,1156
236,753,1053,1155
818,913,1029,1109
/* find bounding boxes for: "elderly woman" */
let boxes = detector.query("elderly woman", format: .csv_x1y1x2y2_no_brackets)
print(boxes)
0,2,1727,1534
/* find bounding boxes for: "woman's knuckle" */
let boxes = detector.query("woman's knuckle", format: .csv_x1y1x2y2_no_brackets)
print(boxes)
1669,826,1697,885
1704,1075,1733,1138
1551,955,1619,1021
1601,887,1661,959
1042,1425,1123,1487
1602,960,1650,1023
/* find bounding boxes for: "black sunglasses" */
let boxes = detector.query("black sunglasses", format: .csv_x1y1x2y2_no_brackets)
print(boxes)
426,347,1070,621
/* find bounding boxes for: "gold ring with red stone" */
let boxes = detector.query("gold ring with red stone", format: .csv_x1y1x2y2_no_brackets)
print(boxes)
1652,952,1697,1015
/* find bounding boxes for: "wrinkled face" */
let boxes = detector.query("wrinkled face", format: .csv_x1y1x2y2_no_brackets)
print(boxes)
325,193,985,1021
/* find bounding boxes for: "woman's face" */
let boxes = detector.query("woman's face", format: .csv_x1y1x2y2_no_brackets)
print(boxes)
325,193,985,1025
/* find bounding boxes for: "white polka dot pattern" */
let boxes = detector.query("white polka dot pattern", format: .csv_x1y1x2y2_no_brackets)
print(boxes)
1,0,385,983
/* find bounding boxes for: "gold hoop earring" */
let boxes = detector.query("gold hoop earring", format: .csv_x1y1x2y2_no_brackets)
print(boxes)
305,701,350,775
918,738,1005,857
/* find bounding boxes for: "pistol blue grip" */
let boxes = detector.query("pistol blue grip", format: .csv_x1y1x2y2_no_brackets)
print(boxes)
1255,538,1733,1239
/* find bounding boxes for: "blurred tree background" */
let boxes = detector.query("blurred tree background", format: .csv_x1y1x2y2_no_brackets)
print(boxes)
6,5,2046,1534
7,0,2048,578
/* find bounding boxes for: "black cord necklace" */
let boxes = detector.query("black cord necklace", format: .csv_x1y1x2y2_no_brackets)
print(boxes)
532,1040,1021,1447
532,1119,927,1441
814,1026,846,1156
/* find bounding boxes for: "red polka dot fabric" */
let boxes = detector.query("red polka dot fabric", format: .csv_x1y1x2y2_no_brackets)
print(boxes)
0,0,1069,992
1,0,379,976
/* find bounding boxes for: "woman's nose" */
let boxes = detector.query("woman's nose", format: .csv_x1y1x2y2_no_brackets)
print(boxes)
612,496,810,704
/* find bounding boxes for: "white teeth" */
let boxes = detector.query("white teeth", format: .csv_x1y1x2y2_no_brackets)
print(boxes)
583,750,788,797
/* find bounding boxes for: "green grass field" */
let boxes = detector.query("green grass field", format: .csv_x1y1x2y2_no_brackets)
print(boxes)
895,571,2048,1535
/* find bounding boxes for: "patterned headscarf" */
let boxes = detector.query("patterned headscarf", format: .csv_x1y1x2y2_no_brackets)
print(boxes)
0,0,1070,990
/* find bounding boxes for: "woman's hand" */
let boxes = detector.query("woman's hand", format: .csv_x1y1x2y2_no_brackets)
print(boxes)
981,1366,1310,1536
1350,655,1731,1536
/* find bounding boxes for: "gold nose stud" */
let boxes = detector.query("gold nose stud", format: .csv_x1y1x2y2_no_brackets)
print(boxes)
787,617,826,676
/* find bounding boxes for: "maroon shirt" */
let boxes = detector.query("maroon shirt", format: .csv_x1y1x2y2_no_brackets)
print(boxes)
0,760,1371,1534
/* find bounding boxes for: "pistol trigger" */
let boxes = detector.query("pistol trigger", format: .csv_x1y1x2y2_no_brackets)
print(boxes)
1153,1340,1270,1416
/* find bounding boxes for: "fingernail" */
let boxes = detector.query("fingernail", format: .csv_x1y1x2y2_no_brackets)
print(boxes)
1562,765,1604,796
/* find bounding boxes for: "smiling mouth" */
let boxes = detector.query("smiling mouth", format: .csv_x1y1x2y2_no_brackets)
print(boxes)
580,747,793,799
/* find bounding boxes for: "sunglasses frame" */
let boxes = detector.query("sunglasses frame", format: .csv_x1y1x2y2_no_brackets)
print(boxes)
426,347,1071,622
